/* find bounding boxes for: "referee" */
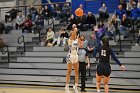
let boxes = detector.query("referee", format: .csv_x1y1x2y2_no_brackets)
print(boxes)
78,41,90,92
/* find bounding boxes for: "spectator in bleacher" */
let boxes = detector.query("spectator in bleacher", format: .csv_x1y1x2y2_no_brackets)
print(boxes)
109,15,121,38
80,34,88,49
35,11,44,28
67,14,77,30
119,0,127,10
106,21,116,40
52,28,69,46
75,4,84,17
62,3,70,14
85,12,96,30
5,6,18,23
52,30,61,46
0,21,5,34
116,5,127,20
61,3,70,22
22,16,33,33
15,11,25,30
119,14,132,38
71,24,80,36
126,0,136,16
42,5,52,20
97,20,107,39
65,10,71,24
76,15,86,31
98,3,109,21
130,4,140,19
87,33,97,57
44,27,55,47
53,4,62,19
29,4,38,21
59,28,69,46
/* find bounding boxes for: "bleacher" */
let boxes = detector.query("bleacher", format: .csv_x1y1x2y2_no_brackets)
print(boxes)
0,1,140,91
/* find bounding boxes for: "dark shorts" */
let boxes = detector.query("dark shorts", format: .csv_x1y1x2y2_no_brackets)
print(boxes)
97,63,111,77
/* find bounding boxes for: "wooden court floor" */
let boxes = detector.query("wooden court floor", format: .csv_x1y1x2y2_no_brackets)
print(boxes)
0,84,139,93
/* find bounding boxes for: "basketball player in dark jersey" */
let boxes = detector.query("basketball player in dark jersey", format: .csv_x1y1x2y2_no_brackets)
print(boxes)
94,26,125,93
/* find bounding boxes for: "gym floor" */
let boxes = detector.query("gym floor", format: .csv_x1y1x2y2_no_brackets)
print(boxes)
0,84,139,93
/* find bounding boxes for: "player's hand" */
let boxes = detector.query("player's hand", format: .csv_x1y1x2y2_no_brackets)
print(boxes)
86,63,90,69
94,26,98,32
120,65,125,71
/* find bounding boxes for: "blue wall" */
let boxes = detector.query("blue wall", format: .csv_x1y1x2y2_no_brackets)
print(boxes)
42,0,66,4
42,0,119,14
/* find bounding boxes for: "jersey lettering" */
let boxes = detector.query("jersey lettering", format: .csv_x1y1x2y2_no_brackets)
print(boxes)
101,49,106,56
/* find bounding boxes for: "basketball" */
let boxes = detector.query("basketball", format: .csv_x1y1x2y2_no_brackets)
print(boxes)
75,8,83,17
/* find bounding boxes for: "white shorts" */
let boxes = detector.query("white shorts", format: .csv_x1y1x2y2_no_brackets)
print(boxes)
67,54,78,64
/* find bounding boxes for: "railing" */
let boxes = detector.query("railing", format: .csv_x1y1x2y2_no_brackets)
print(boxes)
118,30,122,52
132,19,136,41
48,18,55,32
17,35,26,52
1,45,10,62
34,26,41,42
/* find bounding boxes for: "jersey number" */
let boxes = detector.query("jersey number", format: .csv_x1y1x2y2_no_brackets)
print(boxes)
101,50,106,56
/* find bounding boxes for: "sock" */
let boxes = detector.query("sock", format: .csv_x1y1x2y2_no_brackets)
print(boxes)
97,90,100,92
66,84,69,87
75,83,78,87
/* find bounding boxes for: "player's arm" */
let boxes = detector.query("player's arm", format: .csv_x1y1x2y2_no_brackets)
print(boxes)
94,26,101,49
110,48,125,71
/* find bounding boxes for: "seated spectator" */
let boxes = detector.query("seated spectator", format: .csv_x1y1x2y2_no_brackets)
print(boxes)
44,27,55,47
62,3,70,12
110,15,121,38
130,4,140,20
71,24,80,36
85,12,96,30
5,6,18,23
106,21,116,40
80,34,88,49
15,11,25,30
22,16,33,33
67,14,76,30
60,28,69,46
126,0,136,16
87,33,97,57
98,3,109,21
29,4,38,21
0,21,5,34
119,14,132,38
62,3,70,19
119,0,127,10
35,12,44,28
64,10,71,24
75,4,84,17
76,15,86,31
42,5,52,20
116,5,127,20
53,4,62,19
52,28,69,46
97,20,106,39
